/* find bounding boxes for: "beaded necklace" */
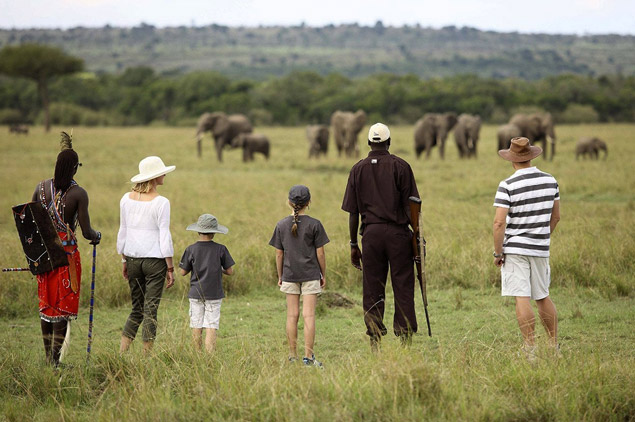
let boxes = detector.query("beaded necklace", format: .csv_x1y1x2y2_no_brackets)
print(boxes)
40,179,78,234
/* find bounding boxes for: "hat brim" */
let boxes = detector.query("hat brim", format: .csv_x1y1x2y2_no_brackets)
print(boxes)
186,222,229,234
130,166,176,183
498,146,542,162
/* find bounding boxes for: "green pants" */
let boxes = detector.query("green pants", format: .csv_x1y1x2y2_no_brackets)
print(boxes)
122,257,167,342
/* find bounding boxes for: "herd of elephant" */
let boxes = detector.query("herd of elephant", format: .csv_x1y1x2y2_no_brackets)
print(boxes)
194,111,608,162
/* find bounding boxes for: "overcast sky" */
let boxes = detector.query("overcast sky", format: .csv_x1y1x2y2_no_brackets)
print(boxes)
0,0,633,35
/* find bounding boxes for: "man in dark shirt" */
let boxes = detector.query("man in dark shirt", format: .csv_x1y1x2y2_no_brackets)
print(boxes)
342,123,420,349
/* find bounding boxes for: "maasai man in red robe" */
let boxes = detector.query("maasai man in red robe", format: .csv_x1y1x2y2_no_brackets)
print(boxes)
31,132,101,367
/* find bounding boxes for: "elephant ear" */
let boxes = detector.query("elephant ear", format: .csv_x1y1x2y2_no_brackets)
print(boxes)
212,115,230,137
196,113,212,133
353,110,367,129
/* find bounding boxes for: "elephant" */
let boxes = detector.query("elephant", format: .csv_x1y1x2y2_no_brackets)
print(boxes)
330,110,367,157
453,114,481,158
496,123,522,151
413,112,458,159
576,137,607,160
195,112,253,161
306,124,329,158
509,113,556,160
231,133,270,162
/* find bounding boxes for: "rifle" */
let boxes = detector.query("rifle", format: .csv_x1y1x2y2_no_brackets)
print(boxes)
409,196,432,337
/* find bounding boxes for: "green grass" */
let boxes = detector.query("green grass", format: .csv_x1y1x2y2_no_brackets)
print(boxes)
0,124,633,420
1,289,633,421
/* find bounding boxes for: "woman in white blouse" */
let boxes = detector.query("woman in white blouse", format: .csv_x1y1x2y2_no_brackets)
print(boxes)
117,156,175,353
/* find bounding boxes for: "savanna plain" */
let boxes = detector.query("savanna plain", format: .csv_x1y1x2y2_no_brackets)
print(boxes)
0,124,633,421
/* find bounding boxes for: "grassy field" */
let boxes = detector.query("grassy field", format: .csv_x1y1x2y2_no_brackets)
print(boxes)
0,124,633,420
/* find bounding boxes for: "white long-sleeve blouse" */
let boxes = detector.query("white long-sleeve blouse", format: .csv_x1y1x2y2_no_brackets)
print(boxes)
116,193,174,259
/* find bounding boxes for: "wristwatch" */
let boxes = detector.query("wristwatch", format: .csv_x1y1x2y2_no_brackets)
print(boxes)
350,241,358,247
493,252,504,258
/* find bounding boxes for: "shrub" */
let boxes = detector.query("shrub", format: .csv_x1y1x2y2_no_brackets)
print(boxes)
39,102,110,126
249,108,273,126
557,103,600,123
509,105,547,116
0,108,24,124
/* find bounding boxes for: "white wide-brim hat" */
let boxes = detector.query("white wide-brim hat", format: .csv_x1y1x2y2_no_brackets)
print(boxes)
186,214,229,234
130,156,176,183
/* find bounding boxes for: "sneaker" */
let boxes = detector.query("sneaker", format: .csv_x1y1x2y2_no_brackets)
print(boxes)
302,354,323,369
288,356,298,363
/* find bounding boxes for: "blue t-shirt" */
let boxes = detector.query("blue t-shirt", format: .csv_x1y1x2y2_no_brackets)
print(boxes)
179,241,235,300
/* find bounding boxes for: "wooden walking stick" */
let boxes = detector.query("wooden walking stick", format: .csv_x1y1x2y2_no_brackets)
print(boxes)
86,243,97,363
409,196,432,337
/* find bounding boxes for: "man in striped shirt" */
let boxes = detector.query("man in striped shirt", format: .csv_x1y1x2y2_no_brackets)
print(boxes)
493,137,560,360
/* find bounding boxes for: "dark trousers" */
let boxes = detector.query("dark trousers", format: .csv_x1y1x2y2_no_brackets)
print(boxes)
122,257,167,342
361,223,417,337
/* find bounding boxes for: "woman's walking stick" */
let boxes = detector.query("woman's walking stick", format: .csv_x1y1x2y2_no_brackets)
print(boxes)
86,243,97,363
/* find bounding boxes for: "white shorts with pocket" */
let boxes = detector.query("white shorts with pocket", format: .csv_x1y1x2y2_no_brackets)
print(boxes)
501,254,551,300
280,279,322,295
189,298,222,329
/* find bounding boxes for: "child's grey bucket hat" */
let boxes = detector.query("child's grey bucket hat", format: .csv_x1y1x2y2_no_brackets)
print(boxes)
186,214,229,234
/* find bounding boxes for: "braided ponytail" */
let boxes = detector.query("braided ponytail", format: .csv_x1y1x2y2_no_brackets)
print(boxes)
291,201,302,237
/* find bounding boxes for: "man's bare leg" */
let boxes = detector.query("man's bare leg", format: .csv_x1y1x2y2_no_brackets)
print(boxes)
536,296,558,346
515,296,535,346
41,320,53,365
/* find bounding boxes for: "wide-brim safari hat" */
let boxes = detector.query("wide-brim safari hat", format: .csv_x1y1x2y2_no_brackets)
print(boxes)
186,214,229,234
130,156,176,183
498,137,542,162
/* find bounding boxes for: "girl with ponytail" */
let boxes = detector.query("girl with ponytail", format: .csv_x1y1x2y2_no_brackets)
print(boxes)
269,185,329,367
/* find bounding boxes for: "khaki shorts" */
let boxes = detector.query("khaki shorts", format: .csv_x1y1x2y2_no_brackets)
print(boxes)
189,298,222,329
501,254,551,300
280,280,322,295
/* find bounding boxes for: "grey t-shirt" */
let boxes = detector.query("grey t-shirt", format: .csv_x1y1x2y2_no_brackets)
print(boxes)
269,215,329,282
179,241,235,300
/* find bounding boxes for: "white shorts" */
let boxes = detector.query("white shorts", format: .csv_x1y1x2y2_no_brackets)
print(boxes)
189,298,222,329
280,280,322,295
501,254,551,300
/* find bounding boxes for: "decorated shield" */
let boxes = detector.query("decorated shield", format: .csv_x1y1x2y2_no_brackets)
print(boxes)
12,202,67,275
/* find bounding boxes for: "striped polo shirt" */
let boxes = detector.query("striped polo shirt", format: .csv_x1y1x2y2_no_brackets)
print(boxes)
493,167,560,257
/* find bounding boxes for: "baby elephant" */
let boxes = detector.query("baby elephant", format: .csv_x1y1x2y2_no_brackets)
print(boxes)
306,124,329,158
576,137,607,160
232,133,270,162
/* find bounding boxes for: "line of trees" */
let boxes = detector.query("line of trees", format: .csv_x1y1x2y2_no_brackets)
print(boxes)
1,48,633,128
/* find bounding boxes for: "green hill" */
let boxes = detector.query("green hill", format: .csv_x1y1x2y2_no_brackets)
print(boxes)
1,23,633,79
